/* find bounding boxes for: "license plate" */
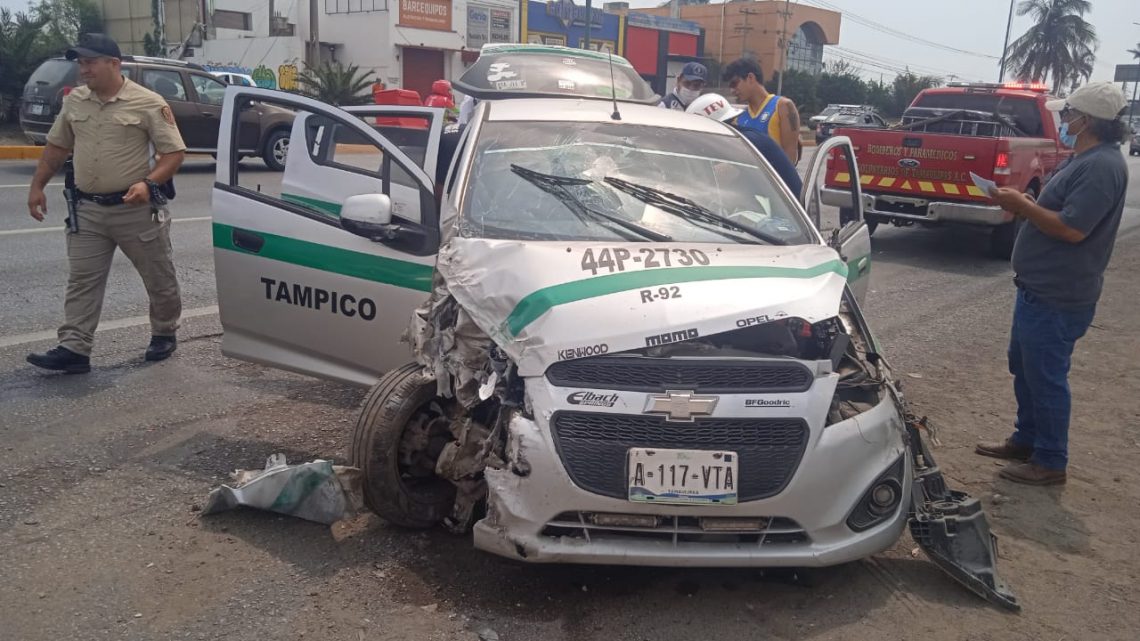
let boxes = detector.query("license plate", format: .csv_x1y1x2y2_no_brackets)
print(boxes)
28,103,48,115
627,448,738,505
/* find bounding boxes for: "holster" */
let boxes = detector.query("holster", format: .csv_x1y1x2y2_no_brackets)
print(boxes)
62,158,78,234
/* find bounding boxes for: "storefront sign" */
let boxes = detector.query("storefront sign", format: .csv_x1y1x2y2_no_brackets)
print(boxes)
400,0,451,31
546,0,602,29
490,8,513,42
467,5,490,48
625,11,701,35
469,4,513,47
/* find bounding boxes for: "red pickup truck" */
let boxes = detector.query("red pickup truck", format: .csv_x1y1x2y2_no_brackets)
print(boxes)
823,82,1071,258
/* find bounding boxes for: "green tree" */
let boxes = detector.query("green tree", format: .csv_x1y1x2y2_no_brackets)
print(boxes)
296,62,376,106
1129,42,1140,61
142,0,164,56
0,8,52,122
766,69,819,115
891,71,941,115
817,70,866,110
864,78,893,117
33,0,102,52
1005,0,1097,94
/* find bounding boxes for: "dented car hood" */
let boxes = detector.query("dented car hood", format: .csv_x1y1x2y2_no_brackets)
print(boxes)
435,238,849,376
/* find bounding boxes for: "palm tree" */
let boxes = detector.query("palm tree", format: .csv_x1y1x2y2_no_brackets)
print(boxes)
1004,0,1097,94
295,62,376,106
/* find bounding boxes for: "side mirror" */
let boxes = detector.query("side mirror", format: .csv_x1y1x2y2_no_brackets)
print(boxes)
340,193,428,248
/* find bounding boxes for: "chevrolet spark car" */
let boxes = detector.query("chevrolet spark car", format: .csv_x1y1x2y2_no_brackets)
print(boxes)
210,44,1016,610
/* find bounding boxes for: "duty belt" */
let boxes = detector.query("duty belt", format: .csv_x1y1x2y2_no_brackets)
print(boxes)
76,189,129,206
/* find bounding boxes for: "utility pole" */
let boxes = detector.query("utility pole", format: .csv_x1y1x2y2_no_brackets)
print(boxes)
584,0,592,50
775,0,792,96
307,0,319,67
998,0,1014,82
735,8,759,60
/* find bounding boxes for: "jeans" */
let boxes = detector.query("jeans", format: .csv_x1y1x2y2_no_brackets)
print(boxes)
1008,288,1096,470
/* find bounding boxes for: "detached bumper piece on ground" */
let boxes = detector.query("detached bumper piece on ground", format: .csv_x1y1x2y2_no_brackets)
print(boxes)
907,418,1020,612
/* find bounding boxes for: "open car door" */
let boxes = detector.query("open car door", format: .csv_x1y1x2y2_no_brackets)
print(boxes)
800,135,871,305
212,87,442,386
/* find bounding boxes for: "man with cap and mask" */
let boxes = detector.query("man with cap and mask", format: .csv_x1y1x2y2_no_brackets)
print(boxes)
25,33,186,374
976,81,1130,486
659,62,707,111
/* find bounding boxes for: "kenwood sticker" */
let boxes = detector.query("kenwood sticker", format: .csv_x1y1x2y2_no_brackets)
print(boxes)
557,343,609,360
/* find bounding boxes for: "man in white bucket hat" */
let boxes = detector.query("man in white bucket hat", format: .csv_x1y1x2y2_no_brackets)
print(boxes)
977,81,1130,486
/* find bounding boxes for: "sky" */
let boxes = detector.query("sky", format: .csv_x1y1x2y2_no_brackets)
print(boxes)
2,0,1136,85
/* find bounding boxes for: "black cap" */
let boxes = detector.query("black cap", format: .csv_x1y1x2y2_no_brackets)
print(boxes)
65,33,122,60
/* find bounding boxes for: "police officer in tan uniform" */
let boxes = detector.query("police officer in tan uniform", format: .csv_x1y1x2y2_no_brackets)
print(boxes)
26,34,186,374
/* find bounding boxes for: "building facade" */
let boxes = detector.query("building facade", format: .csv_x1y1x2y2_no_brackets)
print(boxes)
633,1,840,80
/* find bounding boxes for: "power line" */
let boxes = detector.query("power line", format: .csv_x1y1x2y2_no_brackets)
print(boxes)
800,0,1002,60
832,46,970,79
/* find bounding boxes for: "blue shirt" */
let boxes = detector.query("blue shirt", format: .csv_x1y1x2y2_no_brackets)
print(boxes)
735,125,803,195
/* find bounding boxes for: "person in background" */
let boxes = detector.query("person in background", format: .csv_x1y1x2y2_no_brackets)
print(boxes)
686,93,802,195
424,80,455,110
658,62,707,111
976,81,1130,486
722,57,801,163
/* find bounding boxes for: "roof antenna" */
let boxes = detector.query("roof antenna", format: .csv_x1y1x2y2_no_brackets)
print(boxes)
607,51,621,121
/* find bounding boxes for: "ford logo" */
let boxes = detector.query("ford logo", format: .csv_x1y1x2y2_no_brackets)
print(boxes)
898,158,921,169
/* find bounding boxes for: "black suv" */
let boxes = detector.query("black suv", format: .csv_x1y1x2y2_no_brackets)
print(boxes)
20,55,294,170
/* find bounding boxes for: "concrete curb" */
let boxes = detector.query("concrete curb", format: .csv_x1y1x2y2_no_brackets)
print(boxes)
0,146,44,160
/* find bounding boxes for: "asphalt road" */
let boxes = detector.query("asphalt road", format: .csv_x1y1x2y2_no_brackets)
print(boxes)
1,152,1139,640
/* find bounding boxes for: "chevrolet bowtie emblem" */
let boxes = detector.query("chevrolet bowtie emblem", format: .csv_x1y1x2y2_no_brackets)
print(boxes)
644,390,718,421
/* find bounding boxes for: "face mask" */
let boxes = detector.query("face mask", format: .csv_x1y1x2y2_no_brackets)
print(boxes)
678,87,701,105
1058,117,1084,148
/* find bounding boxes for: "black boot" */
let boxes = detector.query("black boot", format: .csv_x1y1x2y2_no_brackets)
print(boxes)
27,346,91,374
145,335,177,362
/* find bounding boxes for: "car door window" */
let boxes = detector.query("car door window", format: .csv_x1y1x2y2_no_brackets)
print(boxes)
190,73,226,106
141,69,188,102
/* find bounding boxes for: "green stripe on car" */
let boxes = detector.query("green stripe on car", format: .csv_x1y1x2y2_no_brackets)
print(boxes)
212,222,433,292
282,193,342,217
503,259,849,337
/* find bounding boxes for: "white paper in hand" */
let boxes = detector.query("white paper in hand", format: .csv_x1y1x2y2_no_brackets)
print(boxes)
969,172,997,196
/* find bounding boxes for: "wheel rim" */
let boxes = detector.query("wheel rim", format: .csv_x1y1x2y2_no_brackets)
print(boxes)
272,137,289,164
396,401,452,494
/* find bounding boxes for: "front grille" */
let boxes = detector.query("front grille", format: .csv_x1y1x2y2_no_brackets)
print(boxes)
546,356,814,393
542,512,809,546
551,411,809,501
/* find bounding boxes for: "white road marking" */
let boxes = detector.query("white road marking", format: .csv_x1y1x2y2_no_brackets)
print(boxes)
0,216,212,237
0,305,219,349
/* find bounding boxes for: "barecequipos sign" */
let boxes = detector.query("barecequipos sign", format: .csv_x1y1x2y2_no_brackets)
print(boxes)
400,0,452,31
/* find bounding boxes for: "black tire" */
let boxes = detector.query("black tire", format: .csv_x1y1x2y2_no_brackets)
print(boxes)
990,219,1022,260
261,129,290,172
350,363,456,528
864,214,879,236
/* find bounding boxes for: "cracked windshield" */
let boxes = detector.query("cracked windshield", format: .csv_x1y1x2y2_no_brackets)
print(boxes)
460,121,812,245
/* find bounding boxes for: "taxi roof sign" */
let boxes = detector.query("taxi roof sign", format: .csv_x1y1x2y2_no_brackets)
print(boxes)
453,43,659,105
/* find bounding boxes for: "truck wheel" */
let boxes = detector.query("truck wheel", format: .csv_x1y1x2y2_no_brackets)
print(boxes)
350,363,456,528
990,220,1021,260
839,207,878,235
864,214,879,236
261,129,290,172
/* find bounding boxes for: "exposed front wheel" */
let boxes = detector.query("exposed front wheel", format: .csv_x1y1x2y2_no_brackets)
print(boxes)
261,129,290,172
990,220,1022,260
349,363,456,528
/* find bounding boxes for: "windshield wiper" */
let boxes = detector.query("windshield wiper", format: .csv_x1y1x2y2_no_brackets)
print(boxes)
603,176,787,246
509,165,672,242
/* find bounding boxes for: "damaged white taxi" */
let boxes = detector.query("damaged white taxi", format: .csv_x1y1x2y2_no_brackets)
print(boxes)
210,44,1017,610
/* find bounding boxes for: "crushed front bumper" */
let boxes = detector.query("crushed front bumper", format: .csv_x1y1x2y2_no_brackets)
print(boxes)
473,393,910,567
822,188,1013,226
